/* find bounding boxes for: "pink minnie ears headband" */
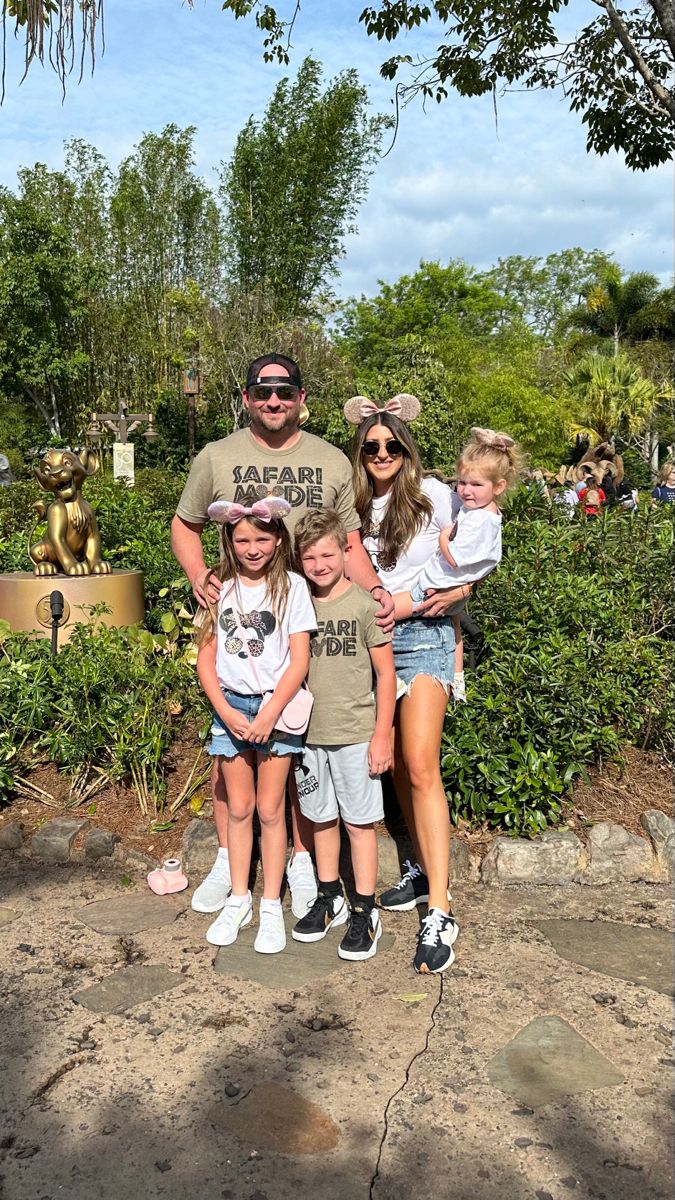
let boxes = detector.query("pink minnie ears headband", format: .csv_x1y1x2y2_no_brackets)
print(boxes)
469,427,516,452
343,393,421,425
207,498,292,525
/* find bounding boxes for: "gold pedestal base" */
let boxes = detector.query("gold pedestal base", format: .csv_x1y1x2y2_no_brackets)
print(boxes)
0,570,145,645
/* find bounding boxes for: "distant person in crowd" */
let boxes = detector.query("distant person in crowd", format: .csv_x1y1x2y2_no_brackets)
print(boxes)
578,476,605,517
551,468,580,517
291,508,396,962
0,454,15,486
171,353,394,924
652,462,675,504
615,474,639,511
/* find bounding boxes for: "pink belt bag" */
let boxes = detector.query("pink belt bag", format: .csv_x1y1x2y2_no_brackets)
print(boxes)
231,599,314,736
261,683,314,734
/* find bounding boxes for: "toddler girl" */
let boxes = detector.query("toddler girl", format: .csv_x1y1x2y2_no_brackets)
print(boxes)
395,427,524,694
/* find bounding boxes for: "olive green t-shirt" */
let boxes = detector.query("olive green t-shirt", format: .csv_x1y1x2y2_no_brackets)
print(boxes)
175,428,360,539
306,583,391,746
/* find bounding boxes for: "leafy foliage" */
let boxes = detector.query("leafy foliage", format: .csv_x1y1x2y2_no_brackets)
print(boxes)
442,499,675,834
221,1,675,170
221,57,391,315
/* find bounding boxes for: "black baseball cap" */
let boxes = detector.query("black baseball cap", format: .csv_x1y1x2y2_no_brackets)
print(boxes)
245,353,302,389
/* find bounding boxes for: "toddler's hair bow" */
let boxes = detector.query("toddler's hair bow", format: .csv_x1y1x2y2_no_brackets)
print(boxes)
343,393,421,425
207,497,292,525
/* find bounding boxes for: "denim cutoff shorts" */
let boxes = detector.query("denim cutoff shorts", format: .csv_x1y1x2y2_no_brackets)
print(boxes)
392,617,456,693
208,688,304,759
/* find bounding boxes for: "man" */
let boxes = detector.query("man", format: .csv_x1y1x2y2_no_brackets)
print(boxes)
171,352,395,920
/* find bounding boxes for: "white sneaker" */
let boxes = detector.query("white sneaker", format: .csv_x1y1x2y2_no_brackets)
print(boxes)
254,900,287,954
191,851,232,913
286,851,317,919
206,893,252,946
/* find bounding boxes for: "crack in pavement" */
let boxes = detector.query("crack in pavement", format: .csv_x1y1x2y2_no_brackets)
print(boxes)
368,977,445,1200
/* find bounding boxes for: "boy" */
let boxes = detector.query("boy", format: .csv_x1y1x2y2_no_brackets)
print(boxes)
292,509,397,960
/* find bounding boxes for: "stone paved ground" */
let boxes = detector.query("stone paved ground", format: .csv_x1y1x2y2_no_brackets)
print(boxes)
0,855,673,1200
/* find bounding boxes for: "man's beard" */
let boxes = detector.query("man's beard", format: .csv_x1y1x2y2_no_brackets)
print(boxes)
252,408,299,434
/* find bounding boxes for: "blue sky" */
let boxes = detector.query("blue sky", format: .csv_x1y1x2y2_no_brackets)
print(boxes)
0,0,671,298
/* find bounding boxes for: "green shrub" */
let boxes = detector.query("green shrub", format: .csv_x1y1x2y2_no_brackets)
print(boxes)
0,615,209,812
442,498,675,835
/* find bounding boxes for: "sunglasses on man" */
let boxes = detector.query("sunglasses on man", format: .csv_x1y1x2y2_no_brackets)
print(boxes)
248,383,299,402
361,438,404,458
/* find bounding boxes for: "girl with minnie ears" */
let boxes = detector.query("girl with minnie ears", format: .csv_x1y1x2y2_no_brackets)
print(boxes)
195,497,316,955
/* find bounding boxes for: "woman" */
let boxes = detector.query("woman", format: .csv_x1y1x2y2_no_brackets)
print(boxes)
347,394,469,974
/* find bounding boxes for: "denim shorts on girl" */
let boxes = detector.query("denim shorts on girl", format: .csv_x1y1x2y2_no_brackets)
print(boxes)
208,688,304,759
392,616,456,693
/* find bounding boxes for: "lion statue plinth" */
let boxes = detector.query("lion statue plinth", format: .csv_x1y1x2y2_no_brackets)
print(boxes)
29,448,111,577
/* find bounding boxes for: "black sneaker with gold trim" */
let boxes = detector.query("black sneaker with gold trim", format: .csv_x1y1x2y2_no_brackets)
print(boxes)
337,905,382,961
291,889,348,943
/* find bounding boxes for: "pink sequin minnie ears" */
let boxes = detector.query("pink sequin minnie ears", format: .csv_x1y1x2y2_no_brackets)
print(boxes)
469,427,516,451
343,393,421,425
207,497,292,525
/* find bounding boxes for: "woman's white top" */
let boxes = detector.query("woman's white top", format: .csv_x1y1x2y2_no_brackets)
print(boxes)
362,476,461,593
414,505,503,590
215,571,316,694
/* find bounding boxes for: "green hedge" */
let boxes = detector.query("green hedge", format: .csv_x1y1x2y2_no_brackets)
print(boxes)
442,495,674,834
1,472,673,833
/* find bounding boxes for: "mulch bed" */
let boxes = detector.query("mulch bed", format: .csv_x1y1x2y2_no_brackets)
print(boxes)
1,741,672,863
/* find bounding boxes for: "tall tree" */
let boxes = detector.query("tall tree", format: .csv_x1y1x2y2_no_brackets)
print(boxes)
0,173,91,438
338,260,568,466
568,263,662,355
480,248,614,340
564,352,665,445
109,124,224,404
221,1,675,170
220,57,390,315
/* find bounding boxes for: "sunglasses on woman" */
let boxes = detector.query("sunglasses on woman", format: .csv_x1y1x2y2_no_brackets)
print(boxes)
249,384,299,402
361,438,404,458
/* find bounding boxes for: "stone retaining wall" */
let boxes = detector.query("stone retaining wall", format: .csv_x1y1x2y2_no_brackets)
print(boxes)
1,809,673,886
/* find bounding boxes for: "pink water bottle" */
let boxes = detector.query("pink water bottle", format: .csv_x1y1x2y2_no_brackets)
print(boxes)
147,858,188,895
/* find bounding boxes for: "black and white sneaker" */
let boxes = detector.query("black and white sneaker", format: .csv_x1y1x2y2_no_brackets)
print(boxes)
378,860,429,911
337,906,382,961
413,907,459,974
292,889,348,942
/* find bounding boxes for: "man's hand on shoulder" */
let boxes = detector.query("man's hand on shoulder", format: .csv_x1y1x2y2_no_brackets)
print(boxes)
193,567,223,608
370,585,395,633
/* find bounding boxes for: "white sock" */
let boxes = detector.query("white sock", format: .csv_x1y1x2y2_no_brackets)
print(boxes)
228,892,249,906
260,897,282,910
217,847,229,862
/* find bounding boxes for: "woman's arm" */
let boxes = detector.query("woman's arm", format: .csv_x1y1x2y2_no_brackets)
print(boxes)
246,631,311,743
414,583,472,618
367,641,396,776
196,636,251,739
345,531,395,632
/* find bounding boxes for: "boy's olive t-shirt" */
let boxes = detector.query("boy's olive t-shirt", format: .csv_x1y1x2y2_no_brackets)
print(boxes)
306,584,391,746
176,429,360,539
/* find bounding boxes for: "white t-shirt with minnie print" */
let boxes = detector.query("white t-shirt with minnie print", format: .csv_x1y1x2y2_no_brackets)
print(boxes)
362,476,460,592
215,571,316,695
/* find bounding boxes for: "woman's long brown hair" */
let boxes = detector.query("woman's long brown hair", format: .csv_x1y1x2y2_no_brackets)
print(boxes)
195,516,292,646
352,413,433,569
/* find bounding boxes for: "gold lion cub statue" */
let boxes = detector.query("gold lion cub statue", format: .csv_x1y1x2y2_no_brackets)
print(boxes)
29,448,111,577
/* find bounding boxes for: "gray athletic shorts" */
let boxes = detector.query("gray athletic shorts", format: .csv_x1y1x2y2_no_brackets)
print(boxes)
295,743,384,826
